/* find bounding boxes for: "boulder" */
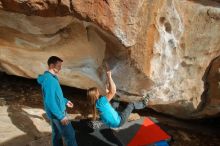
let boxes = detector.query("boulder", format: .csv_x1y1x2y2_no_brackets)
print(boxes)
0,0,219,118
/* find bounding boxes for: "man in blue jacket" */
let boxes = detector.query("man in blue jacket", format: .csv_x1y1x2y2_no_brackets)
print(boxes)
37,56,77,146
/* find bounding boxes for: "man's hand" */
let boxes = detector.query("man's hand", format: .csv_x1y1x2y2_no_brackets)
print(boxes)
61,116,69,125
66,101,74,108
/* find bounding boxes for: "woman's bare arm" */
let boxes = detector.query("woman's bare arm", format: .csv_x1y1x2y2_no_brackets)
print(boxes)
106,71,116,101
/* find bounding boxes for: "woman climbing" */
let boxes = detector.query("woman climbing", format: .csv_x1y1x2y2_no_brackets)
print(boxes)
87,65,150,128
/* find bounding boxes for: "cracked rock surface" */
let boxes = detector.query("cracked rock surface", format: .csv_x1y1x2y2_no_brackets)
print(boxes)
0,0,220,118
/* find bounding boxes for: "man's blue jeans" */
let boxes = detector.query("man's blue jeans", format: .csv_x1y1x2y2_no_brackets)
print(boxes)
51,118,78,146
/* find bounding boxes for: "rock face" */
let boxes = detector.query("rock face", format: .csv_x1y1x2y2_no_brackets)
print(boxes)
0,0,219,119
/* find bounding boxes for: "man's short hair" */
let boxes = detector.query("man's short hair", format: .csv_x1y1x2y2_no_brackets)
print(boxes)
47,56,63,66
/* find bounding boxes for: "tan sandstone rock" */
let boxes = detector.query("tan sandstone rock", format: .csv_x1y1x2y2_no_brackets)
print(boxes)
0,0,219,119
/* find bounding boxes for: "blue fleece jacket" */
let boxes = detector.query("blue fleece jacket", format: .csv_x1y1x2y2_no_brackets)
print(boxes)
37,71,68,120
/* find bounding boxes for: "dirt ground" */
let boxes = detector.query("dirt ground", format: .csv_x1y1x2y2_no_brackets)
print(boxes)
0,72,219,146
